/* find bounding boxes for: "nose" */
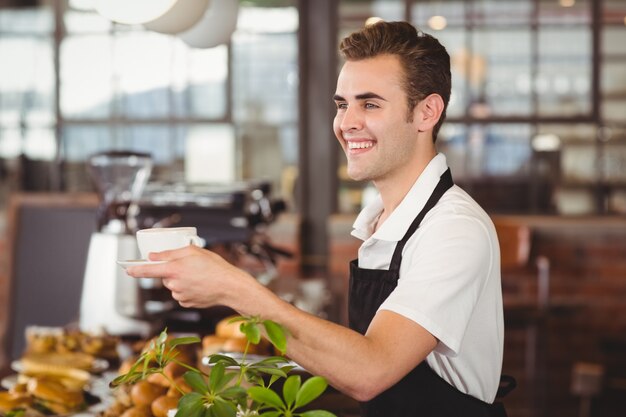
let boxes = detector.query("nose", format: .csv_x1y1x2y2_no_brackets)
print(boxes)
339,105,363,132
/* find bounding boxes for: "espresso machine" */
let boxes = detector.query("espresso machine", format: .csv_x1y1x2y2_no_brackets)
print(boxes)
79,151,159,336
79,149,291,334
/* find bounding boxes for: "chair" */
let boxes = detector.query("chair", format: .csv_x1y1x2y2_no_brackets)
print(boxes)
494,217,551,417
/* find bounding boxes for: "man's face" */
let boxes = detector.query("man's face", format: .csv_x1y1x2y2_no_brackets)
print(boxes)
333,54,422,184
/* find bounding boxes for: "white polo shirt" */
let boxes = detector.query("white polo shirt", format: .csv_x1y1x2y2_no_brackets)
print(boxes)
351,153,504,403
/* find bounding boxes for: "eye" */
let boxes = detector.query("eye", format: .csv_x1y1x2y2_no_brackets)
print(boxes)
335,102,348,110
365,102,380,109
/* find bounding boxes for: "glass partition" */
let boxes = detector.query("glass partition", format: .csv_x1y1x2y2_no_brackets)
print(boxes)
0,0,299,214
335,0,625,215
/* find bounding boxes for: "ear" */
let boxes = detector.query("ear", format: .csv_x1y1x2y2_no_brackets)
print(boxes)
414,93,445,133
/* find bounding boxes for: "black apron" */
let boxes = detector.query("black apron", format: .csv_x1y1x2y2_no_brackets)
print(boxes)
348,168,509,417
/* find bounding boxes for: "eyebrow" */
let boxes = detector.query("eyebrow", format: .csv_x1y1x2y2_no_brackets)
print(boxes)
333,92,388,101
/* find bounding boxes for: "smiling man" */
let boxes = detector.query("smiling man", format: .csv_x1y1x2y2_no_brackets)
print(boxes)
127,21,508,417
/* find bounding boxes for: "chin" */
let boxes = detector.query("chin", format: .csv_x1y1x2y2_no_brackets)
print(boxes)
347,169,369,182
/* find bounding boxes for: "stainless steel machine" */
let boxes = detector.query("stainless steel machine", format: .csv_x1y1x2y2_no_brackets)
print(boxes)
79,151,157,336
137,180,288,285
79,150,290,335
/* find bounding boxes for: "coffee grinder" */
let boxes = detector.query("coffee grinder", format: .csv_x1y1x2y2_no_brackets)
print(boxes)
79,151,158,336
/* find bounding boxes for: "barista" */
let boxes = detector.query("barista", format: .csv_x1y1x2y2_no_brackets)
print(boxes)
128,21,507,416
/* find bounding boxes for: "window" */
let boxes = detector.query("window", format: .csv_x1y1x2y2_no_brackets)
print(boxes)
0,0,299,212
336,0,626,215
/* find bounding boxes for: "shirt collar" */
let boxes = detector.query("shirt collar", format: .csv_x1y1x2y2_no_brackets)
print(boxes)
351,153,450,242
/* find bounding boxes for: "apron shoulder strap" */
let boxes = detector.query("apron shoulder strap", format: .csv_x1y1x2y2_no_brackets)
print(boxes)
388,168,454,273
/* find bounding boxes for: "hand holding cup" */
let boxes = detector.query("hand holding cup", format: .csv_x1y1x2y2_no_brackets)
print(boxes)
136,227,205,260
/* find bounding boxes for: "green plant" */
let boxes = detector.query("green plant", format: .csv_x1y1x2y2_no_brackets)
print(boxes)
111,317,337,417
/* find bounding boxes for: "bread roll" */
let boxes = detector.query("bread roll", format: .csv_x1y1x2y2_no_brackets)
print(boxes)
130,380,168,406
221,337,249,353
120,405,152,417
100,399,130,417
201,335,227,356
118,356,138,375
152,395,179,417
215,316,246,339
223,337,270,355
214,316,272,354
166,376,193,398
147,361,187,387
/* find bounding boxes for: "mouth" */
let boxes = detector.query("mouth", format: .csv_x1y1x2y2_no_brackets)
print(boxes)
346,140,376,154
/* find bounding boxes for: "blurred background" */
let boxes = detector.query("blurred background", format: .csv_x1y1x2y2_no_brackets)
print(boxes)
0,1,624,416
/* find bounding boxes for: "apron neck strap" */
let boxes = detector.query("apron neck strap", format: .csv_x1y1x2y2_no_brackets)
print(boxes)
388,168,454,273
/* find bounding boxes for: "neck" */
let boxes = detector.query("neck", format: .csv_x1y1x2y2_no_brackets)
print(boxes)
373,147,437,225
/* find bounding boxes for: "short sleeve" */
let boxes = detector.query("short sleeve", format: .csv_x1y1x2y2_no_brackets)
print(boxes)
377,214,494,356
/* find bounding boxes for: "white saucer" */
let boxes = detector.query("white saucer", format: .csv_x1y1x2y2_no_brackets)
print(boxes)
116,259,166,269
1,374,17,390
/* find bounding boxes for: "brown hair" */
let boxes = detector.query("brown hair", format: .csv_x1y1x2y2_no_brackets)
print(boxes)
339,21,451,141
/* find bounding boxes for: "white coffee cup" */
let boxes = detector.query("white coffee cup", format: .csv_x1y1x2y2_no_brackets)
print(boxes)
136,227,204,260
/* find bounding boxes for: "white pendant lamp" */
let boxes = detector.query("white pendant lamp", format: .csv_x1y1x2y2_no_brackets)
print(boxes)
178,0,239,49
144,0,211,35
95,0,178,25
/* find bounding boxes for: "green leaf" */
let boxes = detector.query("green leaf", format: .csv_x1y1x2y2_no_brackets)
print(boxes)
260,411,282,417
268,374,280,388
154,328,167,362
124,353,148,374
184,370,209,394
172,357,203,374
176,392,206,417
220,386,247,401
147,338,157,353
248,386,285,410
227,315,249,324
283,374,301,407
211,398,237,417
141,352,152,378
295,377,328,409
209,354,239,367
213,371,237,393
280,365,296,374
300,411,338,417
209,362,226,392
109,369,148,387
169,336,202,348
242,321,261,344
263,320,287,354
253,367,288,378
245,372,265,387
255,356,291,366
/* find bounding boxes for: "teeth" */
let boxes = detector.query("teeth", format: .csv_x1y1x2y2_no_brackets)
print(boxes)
348,142,373,149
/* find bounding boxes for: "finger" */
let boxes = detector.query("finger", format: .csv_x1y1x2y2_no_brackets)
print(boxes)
148,245,198,261
127,262,171,279
171,291,186,304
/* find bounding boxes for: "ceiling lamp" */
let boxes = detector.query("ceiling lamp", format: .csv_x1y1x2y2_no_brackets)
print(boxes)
178,0,239,49
95,0,177,25
144,0,210,34
428,15,447,31
365,17,383,26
